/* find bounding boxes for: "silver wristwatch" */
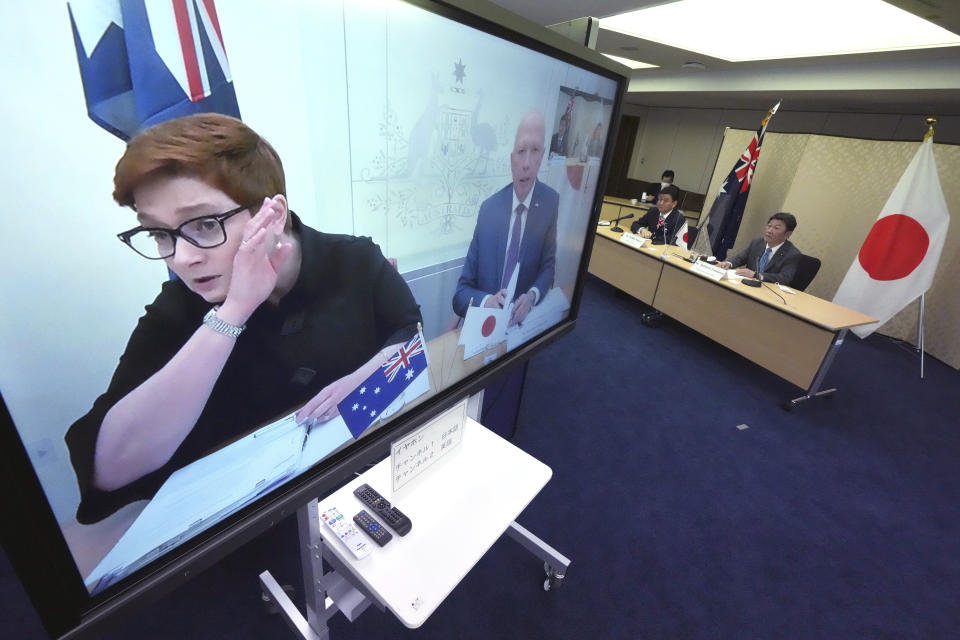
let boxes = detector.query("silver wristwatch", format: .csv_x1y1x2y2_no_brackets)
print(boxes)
203,307,246,338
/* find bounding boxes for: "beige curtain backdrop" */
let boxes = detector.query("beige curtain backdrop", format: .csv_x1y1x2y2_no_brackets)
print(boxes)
703,129,960,370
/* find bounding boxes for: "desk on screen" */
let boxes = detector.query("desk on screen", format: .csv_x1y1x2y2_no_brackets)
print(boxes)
59,326,502,583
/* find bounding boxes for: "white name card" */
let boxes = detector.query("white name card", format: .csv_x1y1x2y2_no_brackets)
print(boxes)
690,260,727,281
618,233,648,249
390,398,467,491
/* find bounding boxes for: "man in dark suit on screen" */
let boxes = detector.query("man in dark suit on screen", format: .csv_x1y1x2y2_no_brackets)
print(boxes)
718,212,802,284
549,113,570,157
453,110,558,326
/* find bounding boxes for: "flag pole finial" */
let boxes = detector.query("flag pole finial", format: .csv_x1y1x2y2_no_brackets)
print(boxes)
761,100,781,128
924,117,937,141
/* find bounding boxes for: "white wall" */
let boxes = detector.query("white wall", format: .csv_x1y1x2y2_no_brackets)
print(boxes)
626,106,960,194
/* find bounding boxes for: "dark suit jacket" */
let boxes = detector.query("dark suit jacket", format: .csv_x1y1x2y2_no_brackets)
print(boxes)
727,237,802,284
453,181,559,317
550,132,569,156
630,206,685,245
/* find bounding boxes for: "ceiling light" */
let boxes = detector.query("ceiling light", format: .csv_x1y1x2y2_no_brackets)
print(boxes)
602,53,658,69
600,0,960,62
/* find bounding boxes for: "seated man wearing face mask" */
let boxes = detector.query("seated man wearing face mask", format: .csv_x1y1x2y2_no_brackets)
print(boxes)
630,184,685,245
645,169,674,202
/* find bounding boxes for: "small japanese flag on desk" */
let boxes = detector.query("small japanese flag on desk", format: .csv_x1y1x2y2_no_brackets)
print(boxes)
833,136,950,338
675,221,689,250
458,263,517,358
338,331,430,439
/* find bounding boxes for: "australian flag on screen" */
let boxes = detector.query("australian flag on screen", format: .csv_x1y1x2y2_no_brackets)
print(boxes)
68,0,240,141
706,101,780,260
338,333,430,439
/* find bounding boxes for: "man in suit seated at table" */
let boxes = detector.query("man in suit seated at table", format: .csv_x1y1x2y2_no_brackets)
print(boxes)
630,184,685,245
453,110,558,326
549,113,570,157
718,212,802,284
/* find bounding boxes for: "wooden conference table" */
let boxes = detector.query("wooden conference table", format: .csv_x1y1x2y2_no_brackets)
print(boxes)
588,221,876,407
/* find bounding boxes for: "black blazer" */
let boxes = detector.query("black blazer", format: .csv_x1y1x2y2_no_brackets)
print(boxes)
630,206,685,245
727,238,802,285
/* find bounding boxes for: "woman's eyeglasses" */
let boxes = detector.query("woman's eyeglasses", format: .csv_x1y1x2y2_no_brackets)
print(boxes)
117,205,250,260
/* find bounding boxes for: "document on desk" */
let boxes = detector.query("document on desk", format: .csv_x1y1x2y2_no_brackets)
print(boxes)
84,414,351,592
295,416,353,474
723,269,744,281
506,287,570,351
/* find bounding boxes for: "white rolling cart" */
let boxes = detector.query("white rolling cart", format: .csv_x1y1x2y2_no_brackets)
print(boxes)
259,397,570,639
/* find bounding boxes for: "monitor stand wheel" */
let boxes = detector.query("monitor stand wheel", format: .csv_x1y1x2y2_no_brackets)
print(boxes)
261,583,297,615
543,561,566,591
641,310,664,327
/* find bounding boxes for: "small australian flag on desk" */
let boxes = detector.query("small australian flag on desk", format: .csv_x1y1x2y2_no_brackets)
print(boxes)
338,332,429,439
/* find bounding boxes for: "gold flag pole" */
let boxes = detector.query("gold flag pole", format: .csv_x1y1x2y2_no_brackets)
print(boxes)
915,117,937,378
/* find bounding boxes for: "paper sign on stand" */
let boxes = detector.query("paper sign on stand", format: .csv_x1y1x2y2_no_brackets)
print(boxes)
390,398,467,492
618,232,648,250
690,260,727,281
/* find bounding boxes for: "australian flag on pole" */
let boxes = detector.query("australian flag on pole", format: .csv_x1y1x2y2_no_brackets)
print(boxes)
706,101,780,259
68,0,240,141
338,332,430,439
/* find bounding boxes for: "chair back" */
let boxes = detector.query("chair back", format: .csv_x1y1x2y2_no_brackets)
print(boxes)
791,254,821,291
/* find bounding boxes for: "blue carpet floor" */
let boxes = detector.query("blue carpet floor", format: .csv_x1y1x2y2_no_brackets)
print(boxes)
3,274,959,639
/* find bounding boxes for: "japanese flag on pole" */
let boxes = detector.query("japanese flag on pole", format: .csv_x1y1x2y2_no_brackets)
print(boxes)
833,136,950,338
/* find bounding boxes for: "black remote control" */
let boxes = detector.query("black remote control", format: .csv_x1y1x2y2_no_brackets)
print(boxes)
353,510,392,547
353,484,412,536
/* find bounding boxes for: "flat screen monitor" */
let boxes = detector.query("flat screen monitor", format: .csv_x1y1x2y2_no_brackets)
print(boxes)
0,0,626,636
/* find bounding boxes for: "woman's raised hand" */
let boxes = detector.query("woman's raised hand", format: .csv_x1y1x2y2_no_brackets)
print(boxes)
220,196,292,323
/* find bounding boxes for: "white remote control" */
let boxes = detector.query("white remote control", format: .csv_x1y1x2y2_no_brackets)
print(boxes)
320,507,371,559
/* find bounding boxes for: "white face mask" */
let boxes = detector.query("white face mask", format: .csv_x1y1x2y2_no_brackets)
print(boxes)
661,181,671,189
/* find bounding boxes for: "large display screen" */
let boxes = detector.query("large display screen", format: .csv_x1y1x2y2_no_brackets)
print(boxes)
0,0,624,635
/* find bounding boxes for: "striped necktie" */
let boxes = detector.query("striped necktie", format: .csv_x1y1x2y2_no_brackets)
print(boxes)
757,247,772,273
501,203,525,290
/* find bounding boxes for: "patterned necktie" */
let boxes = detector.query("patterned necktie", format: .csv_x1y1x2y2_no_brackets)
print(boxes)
757,247,772,273
501,203,525,290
